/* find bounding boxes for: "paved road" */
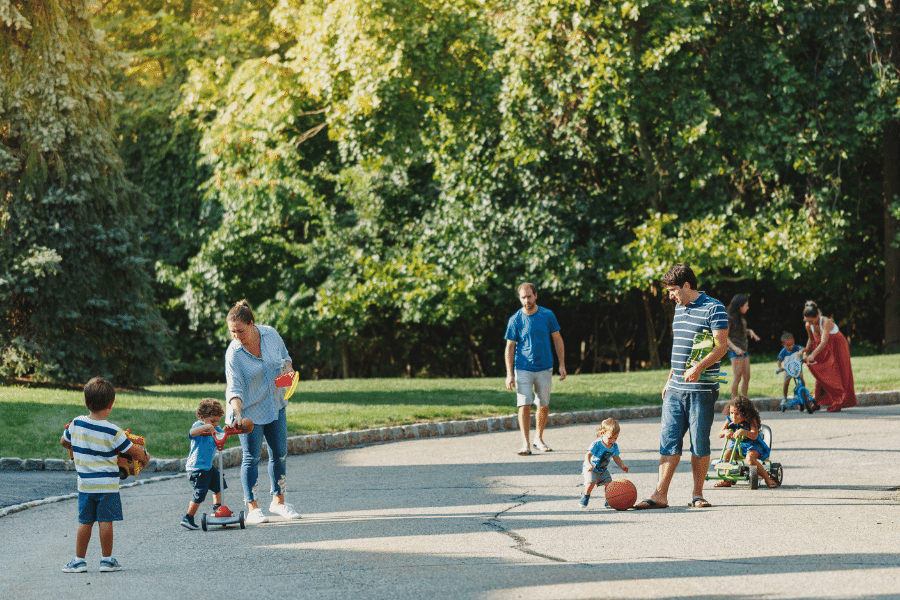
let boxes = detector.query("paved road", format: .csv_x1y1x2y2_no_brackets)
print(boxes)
0,470,168,510
1,404,898,599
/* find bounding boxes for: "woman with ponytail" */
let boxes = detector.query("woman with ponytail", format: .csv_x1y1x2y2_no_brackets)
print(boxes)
802,301,857,412
726,294,759,400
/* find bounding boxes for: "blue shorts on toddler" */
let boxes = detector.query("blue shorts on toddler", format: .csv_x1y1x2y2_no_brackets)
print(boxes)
189,467,226,504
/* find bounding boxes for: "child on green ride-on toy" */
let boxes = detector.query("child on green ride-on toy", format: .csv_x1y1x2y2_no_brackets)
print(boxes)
716,396,779,489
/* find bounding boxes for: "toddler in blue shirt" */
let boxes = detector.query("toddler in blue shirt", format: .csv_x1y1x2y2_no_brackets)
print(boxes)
776,331,807,403
181,398,227,530
579,418,629,508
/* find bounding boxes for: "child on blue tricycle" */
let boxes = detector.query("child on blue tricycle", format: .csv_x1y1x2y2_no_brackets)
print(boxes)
776,331,819,414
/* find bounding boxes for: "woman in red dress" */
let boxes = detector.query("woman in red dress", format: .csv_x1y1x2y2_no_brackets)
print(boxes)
802,301,857,412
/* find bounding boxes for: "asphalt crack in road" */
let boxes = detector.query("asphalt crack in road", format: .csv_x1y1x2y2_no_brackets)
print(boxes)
484,492,568,563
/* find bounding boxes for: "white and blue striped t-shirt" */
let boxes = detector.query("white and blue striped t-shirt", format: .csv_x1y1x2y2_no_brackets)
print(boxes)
64,416,133,493
225,324,292,426
668,292,728,392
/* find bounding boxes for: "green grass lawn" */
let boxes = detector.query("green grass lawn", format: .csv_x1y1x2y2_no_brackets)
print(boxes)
4,353,899,460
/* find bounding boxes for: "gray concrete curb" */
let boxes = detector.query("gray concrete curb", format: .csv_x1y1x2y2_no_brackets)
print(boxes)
2,389,896,474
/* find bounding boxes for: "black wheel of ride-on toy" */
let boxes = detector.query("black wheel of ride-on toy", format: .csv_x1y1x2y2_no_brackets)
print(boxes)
770,463,783,486
800,388,815,414
239,510,246,529
201,513,208,531
749,467,759,489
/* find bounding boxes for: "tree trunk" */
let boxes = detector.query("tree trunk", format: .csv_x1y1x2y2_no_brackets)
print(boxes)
884,0,900,351
461,324,485,377
340,340,351,379
884,120,900,350
642,288,662,368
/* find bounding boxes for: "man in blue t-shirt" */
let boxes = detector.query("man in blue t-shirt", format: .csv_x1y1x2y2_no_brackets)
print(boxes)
634,263,728,510
504,283,566,456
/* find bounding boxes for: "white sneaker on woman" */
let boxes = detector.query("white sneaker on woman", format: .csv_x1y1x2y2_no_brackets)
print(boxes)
245,508,269,524
269,501,301,520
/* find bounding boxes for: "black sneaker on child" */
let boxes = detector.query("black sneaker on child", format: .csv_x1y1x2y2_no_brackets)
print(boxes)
181,514,199,530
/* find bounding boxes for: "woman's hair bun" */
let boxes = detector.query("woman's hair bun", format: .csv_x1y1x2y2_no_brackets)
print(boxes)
802,300,820,318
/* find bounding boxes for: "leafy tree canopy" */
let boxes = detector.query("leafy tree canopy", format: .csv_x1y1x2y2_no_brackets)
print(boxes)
1,0,170,385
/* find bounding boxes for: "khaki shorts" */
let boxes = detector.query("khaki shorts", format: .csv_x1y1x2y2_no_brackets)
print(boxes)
515,369,552,408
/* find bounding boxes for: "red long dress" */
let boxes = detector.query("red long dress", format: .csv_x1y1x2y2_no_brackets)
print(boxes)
807,318,857,411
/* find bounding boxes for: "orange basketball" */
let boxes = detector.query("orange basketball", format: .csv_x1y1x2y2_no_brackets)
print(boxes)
605,479,637,511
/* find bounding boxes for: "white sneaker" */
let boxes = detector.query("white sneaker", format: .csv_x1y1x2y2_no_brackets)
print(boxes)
99,557,122,572
62,558,87,573
269,501,301,520
245,508,269,524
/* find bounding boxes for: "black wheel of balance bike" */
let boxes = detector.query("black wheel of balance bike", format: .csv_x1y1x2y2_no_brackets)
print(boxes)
799,387,815,414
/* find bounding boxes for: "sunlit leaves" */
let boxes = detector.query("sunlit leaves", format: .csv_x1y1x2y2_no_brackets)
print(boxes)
610,207,840,289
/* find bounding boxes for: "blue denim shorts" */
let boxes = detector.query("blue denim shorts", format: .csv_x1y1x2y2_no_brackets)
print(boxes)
189,467,225,504
78,492,123,524
660,387,718,457
727,349,748,359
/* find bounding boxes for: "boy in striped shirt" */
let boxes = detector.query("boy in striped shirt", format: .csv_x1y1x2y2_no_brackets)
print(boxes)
60,377,149,573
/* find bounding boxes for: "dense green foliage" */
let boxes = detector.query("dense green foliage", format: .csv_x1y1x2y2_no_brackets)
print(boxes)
1,0,170,385
2,0,899,384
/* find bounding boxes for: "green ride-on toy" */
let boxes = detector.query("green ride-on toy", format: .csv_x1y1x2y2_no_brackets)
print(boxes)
705,424,783,489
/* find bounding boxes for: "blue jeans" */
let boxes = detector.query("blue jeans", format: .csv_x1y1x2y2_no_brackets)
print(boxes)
239,407,288,503
659,387,718,457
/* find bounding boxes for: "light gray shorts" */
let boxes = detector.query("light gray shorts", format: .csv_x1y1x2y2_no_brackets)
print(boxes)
582,461,612,486
515,369,552,408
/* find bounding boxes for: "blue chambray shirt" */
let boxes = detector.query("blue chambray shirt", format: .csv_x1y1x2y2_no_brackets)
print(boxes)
225,325,292,426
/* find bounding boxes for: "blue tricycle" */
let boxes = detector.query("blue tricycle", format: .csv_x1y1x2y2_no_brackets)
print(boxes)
777,353,818,414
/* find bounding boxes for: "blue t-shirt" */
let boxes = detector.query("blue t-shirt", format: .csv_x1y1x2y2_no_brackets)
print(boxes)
586,439,620,472
186,421,224,472
504,306,561,372
777,344,803,362
668,292,728,392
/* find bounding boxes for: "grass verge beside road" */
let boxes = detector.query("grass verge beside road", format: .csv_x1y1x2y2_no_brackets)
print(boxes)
3,354,899,460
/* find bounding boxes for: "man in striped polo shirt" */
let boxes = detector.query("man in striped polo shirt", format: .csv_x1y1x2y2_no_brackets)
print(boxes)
634,263,728,510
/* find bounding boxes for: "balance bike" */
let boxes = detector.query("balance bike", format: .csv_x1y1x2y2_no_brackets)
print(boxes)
777,353,817,414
